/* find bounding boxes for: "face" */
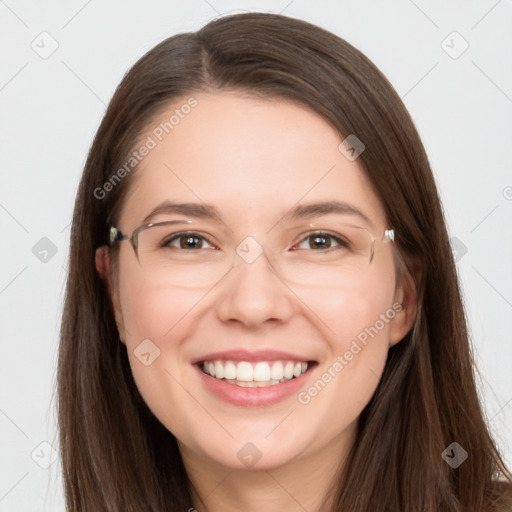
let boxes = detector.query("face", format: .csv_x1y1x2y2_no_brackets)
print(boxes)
96,91,416,473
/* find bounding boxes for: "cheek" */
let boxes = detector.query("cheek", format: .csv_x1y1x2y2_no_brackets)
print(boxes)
301,268,397,348
295,271,397,421
119,269,205,344
115,258,201,400
118,276,204,435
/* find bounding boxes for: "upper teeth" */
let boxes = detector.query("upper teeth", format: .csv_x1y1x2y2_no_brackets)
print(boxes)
202,360,308,382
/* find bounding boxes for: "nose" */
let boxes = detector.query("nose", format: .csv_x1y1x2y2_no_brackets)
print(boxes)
214,244,295,328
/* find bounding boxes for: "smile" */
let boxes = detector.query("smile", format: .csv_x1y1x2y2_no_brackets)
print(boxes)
200,359,310,387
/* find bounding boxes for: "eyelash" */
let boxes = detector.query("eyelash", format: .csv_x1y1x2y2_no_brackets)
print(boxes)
162,231,348,251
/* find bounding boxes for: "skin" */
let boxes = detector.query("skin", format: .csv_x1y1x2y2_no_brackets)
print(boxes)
95,91,418,512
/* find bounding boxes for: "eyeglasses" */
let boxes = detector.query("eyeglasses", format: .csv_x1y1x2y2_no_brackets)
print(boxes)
109,219,395,289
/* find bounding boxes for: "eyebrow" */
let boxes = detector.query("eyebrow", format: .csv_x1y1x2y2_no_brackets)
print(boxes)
282,200,373,228
142,200,374,228
142,201,223,224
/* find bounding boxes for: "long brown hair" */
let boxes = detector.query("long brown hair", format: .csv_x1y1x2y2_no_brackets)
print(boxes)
58,12,512,511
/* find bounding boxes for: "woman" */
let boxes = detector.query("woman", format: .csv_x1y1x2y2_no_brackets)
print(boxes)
57,12,512,511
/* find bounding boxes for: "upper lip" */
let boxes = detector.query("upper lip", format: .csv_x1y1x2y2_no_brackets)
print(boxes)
191,349,315,364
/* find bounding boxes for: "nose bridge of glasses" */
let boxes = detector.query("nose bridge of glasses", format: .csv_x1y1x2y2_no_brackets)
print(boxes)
229,234,282,277
230,222,316,263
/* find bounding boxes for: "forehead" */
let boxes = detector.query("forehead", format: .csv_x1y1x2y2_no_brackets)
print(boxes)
118,91,387,231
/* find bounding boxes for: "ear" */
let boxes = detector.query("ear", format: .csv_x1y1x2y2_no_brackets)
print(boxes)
388,257,421,347
95,245,126,343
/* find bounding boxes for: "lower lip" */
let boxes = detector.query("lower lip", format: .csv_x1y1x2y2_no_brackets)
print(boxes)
194,363,316,407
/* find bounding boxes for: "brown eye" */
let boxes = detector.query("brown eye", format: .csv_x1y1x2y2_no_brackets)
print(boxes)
294,232,347,251
162,232,216,250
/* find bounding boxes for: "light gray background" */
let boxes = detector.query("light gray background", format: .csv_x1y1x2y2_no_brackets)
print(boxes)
1,1,511,510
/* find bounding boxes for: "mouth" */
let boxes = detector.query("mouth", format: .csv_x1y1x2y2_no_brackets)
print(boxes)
197,359,317,388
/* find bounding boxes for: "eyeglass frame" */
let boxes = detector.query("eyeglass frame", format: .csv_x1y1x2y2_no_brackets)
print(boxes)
109,220,195,256
109,219,395,269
